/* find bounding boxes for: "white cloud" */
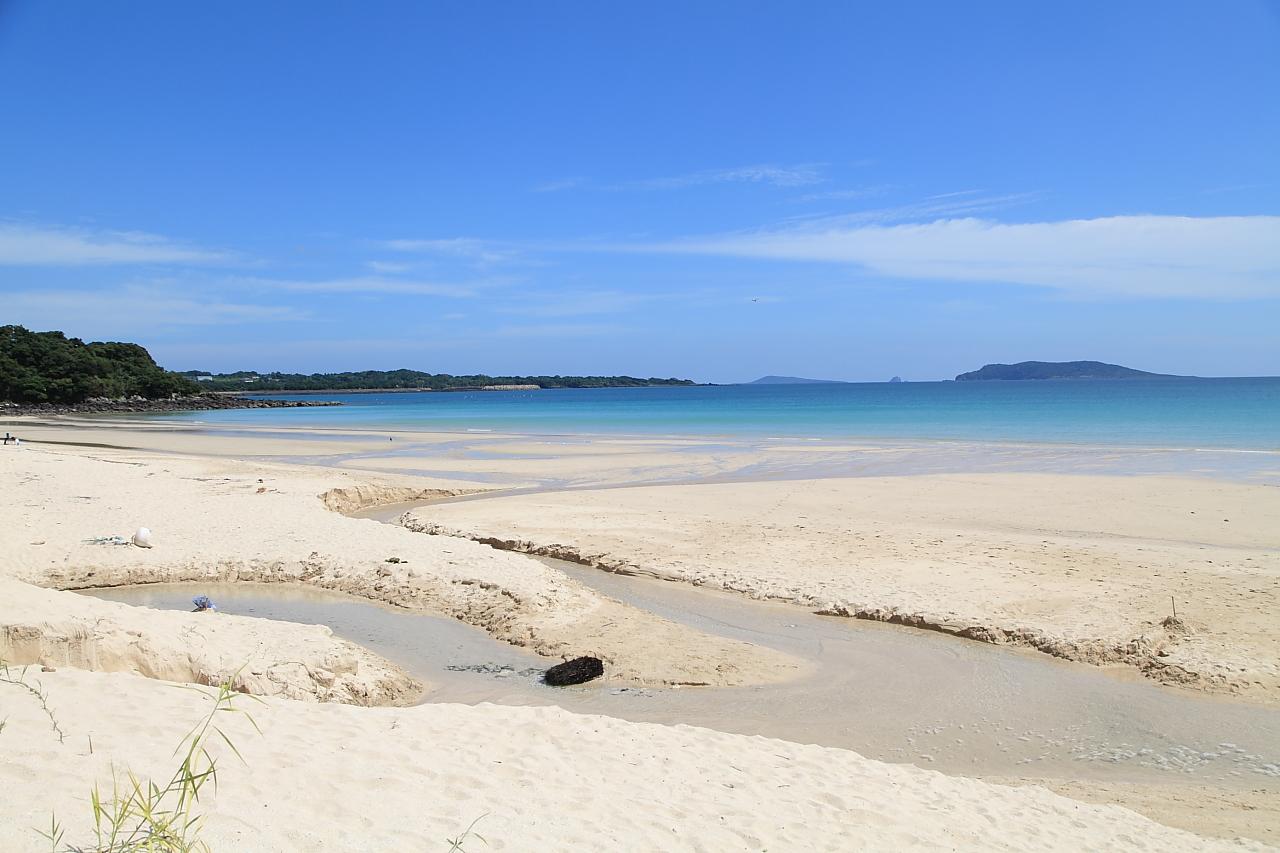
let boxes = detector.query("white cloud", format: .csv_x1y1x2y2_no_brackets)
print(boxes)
0,223,231,266
795,186,888,203
254,276,475,298
628,163,825,190
365,260,414,273
825,193,1037,224
4,285,305,336
640,215,1280,299
377,237,514,265
532,165,826,193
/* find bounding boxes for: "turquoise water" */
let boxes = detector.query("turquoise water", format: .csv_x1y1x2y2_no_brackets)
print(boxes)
149,378,1280,450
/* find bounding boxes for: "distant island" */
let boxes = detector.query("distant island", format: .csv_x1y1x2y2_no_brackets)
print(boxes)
747,375,845,385
180,370,697,392
955,361,1180,381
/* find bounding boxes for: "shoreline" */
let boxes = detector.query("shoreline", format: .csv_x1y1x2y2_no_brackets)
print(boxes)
58,411,1280,457
5,415,1278,490
0,395,341,417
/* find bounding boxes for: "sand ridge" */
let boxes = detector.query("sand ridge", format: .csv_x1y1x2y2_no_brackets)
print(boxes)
407,474,1280,703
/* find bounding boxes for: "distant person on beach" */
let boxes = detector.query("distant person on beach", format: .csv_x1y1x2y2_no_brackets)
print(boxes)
2,432,10,445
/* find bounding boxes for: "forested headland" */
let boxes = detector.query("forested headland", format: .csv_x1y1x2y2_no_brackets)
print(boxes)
0,325,199,404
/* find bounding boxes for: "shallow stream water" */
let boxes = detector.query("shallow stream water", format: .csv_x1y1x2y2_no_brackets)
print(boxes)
85,563,1280,790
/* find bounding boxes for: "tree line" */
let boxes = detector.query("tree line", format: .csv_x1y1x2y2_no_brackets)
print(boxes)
0,325,199,404
180,369,697,391
0,326,697,404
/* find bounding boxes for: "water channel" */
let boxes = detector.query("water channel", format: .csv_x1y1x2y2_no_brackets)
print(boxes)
84,537,1280,790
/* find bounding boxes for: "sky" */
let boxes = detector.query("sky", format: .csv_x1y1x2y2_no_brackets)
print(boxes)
1,1,1278,383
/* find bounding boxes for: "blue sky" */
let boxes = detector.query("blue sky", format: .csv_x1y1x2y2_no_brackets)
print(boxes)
1,1,1277,382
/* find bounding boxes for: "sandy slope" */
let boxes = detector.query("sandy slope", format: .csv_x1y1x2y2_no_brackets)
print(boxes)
1,668,1266,852
410,474,1280,702
0,445,800,689
0,579,420,705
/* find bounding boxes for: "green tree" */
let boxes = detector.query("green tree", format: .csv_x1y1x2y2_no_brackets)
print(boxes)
0,325,200,404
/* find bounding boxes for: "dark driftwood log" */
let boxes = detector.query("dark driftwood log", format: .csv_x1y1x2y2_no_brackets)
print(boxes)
543,656,604,686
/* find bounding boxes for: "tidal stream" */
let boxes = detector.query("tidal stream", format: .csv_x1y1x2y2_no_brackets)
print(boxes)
85,550,1280,789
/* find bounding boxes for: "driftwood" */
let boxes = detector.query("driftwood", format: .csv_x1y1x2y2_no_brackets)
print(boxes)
543,656,604,687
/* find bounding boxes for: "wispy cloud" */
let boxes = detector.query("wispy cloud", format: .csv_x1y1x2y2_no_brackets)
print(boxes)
823,192,1037,224
248,276,476,298
5,285,304,336
0,223,232,266
377,237,515,266
631,214,1280,299
626,163,826,190
365,260,414,274
527,163,828,194
794,185,889,203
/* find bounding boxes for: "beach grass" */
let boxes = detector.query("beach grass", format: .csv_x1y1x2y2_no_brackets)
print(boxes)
76,675,261,852
0,660,262,853
1,662,65,744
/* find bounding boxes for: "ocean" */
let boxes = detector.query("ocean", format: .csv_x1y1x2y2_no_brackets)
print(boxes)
149,378,1280,451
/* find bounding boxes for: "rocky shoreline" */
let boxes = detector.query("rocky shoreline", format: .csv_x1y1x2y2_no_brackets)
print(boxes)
0,395,341,416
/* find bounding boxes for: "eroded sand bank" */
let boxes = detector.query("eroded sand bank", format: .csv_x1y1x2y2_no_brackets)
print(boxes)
409,474,1280,703
1,446,800,690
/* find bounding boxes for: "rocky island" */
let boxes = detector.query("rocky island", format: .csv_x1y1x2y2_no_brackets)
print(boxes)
956,360,1181,381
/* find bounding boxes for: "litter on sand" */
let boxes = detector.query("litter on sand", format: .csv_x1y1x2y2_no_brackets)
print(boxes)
192,595,218,612
85,535,132,546
84,528,154,547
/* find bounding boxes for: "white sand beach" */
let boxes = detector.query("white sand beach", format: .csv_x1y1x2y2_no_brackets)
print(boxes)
1,419,1277,850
